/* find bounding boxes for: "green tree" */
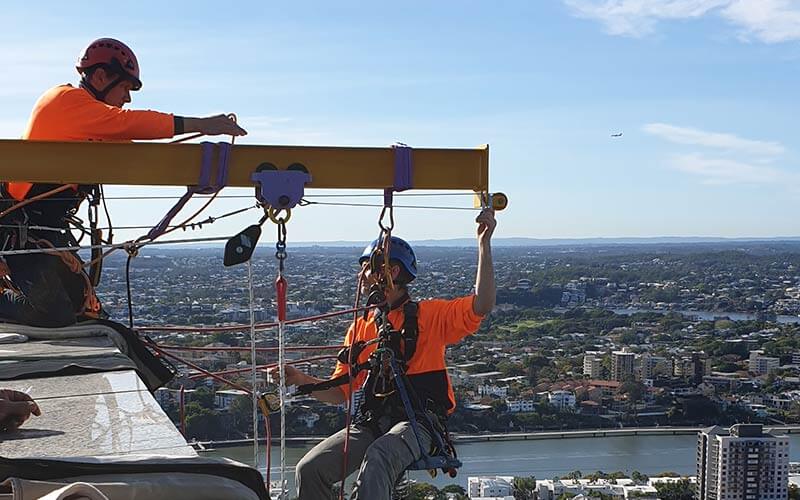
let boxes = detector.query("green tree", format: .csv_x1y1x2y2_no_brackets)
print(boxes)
619,330,637,345
211,331,238,345
512,476,537,500
441,484,468,500
620,381,646,405
184,402,220,440
407,482,445,500
654,479,695,500
229,395,253,435
192,386,215,409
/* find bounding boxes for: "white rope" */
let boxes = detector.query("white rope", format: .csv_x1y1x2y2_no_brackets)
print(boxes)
247,260,259,473
0,235,231,257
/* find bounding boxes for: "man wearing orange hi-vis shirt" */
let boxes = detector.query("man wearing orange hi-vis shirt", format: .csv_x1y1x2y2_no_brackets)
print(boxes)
0,38,247,327
271,209,497,500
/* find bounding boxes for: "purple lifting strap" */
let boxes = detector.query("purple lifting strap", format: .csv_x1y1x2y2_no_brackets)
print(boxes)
384,143,413,206
146,142,231,240
192,142,231,194
393,143,413,191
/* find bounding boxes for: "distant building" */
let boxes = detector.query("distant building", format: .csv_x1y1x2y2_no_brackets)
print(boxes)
749,350,780,376
547,390,576,410
506,399,536,413
703,374,745,392
478,384,508,398
536,478,659,500
611,350,635,382
638,353,672,380
467,476,514,499
792,351,800,366
154,387,196,407
561,281,587,306
468,371,504,384
583,352,603,379
215,389,249,410
587,379,622,397
579,400,602,415
696,424,789,500
674,353,710,384
692,352,711,384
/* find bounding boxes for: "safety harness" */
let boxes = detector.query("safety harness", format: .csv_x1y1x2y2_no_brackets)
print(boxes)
0,182,104,319
296,293,461,477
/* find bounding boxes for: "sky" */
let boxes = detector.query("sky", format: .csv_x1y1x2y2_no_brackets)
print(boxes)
1,1,799,244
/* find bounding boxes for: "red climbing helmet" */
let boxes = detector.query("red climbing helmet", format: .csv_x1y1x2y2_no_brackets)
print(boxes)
76,38,142,90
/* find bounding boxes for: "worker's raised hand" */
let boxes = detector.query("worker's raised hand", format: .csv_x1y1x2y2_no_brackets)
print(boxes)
197,114,248,137
268,365,308,387
0,389,41,432
476,208,496,245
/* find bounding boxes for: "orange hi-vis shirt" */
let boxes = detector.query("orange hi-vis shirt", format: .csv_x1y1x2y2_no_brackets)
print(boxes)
331,295,484,415
8,85,175,200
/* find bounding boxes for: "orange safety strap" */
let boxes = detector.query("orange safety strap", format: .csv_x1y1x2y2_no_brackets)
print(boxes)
31,237,101,318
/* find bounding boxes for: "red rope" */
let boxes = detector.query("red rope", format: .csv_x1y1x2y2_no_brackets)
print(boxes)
187,355,338,380
157,344,343,353
147,341,252,394
136,305,372,333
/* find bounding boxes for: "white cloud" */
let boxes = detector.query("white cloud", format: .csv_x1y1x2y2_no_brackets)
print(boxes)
563,0,730,37
643,123,785,156
721,0,800,43
646,123,797,189
670,153,791,184
564,0,800,42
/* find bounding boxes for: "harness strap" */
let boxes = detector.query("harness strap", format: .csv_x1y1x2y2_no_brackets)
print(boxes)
388,356,461,474
145,142,231,240
296,373,352,396
401,301,418,363
30,236,101,318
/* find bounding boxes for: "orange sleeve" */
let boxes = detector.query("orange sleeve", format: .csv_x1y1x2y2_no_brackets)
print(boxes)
426,296,484,345
65,88,175,140
330,321,357,398
25,86,175,141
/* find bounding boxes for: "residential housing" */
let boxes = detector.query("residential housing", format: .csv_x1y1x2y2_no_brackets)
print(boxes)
612,350,635,382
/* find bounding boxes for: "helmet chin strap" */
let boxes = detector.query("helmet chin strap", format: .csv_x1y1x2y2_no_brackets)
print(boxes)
80,72,124,102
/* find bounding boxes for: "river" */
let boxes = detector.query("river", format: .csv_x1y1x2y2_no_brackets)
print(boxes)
205,433,800,492
611,308,800,324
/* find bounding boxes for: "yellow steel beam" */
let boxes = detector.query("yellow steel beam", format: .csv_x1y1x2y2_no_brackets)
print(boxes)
0,140,489,191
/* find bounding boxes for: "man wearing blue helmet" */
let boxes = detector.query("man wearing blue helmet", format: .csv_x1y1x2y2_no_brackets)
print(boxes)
272,208,497,500
358,235,418,289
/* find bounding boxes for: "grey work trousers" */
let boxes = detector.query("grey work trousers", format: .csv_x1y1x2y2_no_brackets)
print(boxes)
295,420,432,500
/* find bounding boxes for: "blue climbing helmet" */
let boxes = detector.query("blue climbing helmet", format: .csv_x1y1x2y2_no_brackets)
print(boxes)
359,236,417,283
